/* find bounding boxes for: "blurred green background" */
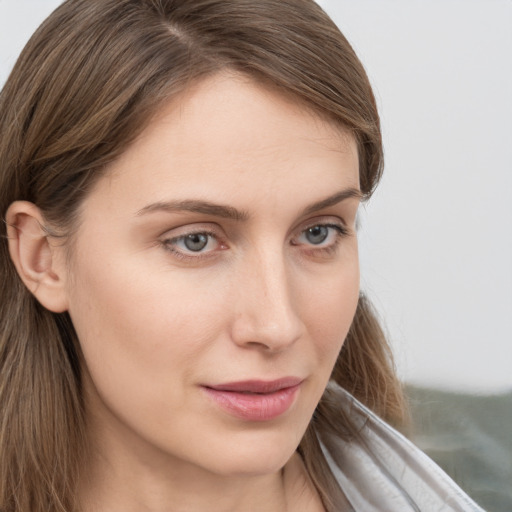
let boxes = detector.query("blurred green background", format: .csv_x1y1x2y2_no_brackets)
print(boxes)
406,386,512,512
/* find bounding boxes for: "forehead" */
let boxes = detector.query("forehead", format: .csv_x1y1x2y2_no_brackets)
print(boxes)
82,73,359,219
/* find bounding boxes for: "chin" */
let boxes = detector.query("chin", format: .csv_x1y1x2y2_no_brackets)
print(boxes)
191,427,304,478
211,452,296,478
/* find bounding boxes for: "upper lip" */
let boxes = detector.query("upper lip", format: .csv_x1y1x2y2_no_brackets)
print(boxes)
205,377,303,393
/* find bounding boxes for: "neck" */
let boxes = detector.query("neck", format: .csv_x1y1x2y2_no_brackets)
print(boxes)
80,446,321,512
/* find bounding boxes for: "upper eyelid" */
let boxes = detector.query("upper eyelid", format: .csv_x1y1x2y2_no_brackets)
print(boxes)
295,216,348,234
160,222,223,239
300,223,348,234
166,228,218,239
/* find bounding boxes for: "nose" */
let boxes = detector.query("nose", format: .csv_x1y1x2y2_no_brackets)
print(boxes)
230,247,305,352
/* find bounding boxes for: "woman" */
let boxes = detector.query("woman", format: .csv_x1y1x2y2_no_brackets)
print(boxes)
0,1,484,511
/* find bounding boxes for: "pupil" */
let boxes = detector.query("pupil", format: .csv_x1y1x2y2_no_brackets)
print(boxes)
306,226,328,244
184,234,208,251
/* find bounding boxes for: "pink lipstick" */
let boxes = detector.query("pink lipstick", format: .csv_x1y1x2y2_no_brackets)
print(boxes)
202,377,302,421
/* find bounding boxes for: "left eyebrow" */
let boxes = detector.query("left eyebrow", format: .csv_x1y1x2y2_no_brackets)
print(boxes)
301,188,362,216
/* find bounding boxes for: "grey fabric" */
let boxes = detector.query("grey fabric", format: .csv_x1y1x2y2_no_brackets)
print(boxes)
321,384,486,511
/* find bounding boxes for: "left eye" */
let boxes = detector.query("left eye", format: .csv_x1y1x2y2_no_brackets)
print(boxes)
295,224,344,247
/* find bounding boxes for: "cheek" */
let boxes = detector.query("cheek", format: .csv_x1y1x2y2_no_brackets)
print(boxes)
66,258,236,465
66,250,227,406
288,258,360,425
299,257,360,359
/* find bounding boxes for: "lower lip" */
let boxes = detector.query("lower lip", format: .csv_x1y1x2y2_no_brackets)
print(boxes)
202,384,301,422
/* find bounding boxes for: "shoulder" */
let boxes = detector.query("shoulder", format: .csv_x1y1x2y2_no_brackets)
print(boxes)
320,384,486,512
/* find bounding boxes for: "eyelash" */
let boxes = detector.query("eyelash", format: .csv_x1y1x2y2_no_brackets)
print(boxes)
160,223,349,262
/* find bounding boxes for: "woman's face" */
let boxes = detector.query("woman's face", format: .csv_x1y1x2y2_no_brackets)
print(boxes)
64,73,361,477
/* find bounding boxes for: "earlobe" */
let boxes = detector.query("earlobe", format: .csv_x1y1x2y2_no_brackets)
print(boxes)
6,201,69,313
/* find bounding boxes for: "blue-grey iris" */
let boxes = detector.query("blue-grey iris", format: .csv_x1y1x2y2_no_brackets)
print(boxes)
184,233,209,251
306,226,328,244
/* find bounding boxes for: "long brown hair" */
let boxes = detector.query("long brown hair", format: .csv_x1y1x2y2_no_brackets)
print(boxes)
0,1,405,510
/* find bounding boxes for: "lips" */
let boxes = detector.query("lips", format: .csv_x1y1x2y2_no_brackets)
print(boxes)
202,377,303,421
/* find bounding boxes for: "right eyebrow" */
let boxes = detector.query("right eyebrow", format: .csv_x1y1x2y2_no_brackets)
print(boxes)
135,199,250,222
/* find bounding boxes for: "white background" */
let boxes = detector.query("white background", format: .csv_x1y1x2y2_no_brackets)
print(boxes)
1,0,511,393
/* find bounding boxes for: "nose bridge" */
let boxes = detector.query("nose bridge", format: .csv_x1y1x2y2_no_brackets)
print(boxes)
231,244,304,350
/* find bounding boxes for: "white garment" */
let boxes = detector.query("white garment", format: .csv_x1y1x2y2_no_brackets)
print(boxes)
321,384,486,511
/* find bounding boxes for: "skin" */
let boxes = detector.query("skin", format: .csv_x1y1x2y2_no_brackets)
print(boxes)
7,73,361,511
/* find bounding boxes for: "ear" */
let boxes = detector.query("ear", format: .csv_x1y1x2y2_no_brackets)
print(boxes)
6,201,69,313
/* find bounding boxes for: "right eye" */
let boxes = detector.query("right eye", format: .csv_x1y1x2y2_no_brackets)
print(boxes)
161,230,223,259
